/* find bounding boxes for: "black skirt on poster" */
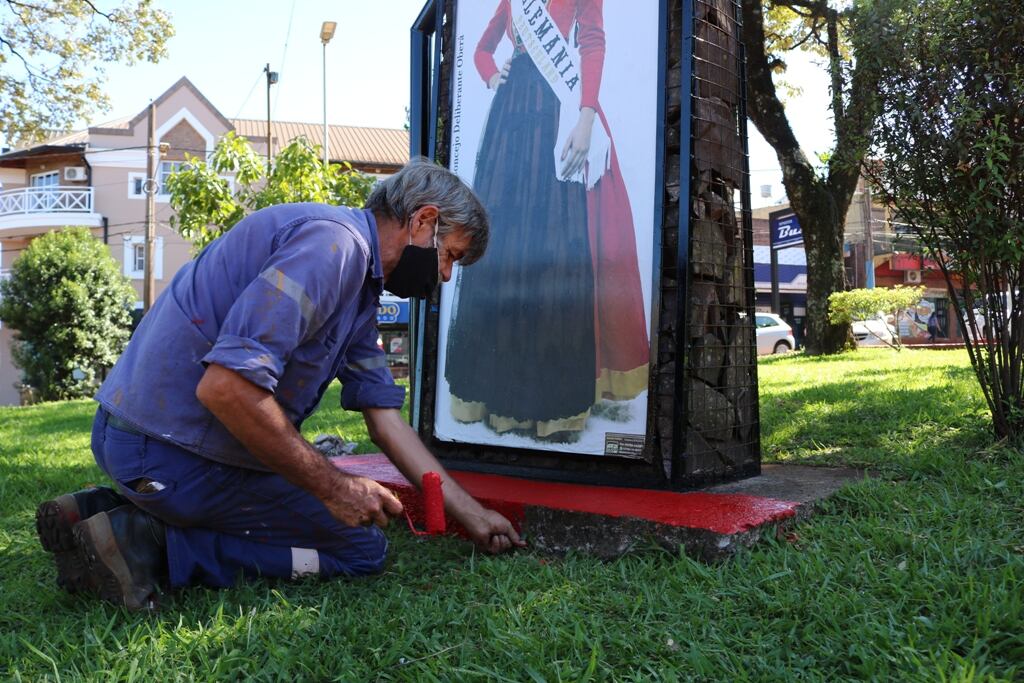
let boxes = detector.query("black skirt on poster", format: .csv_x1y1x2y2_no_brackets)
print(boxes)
445,53,596,436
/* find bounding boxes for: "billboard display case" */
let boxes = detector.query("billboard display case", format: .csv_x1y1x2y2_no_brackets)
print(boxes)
409,0,759,489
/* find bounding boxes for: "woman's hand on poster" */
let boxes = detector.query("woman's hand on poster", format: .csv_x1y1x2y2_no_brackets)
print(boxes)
488,58,512,90
561,107,596,178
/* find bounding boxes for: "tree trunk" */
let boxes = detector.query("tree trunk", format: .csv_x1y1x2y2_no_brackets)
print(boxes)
791,182,852,354
741,0,881,354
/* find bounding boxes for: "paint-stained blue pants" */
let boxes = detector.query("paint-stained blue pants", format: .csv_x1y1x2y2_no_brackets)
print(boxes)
91,408,388,588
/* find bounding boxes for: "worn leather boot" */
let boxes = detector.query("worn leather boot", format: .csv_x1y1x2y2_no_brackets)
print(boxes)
74,505,167,611
36,486,129,593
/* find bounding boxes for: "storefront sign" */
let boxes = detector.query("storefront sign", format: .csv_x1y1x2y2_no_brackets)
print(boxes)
377,300,409,325
770,210,803,249
891,253,939,271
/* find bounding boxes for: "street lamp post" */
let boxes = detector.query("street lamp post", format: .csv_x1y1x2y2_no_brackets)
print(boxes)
320,21,337,168
263,64,279,170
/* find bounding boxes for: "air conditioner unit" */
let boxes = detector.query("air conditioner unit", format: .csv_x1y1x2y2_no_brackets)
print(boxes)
904,270,923,284
64,166,87,181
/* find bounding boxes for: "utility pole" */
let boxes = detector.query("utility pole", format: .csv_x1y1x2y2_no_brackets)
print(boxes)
264,64,279,169
320,21,337,167
143,102,157,313
862,178,875,288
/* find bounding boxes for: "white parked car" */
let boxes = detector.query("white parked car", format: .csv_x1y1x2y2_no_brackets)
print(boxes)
852,317,899,347
754,313,796,355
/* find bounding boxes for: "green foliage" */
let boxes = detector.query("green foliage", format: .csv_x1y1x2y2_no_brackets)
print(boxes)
828,286,923,349
166,133,377,253
0,228,135,401
0,0,172,145
865,0,1024,439
761,3,831,101
2,352,1023,680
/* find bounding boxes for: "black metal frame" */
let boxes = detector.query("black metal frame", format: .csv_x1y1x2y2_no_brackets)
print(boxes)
407,0,756,490
409,0,444,433
671,0,697,487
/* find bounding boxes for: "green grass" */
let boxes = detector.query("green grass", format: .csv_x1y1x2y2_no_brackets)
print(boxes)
1,349,1022,681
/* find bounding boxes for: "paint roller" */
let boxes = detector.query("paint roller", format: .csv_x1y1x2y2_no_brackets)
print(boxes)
404,471,446,536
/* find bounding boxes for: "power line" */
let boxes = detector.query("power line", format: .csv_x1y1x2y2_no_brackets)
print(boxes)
234,71,265,120
273,0,298,119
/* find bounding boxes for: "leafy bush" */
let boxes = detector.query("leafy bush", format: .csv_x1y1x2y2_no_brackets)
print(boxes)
0,228,135,400
865,0,1024,439
166,133,376,252
828,286,924,349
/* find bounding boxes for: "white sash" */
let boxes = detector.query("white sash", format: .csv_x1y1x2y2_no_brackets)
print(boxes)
511,0,610,189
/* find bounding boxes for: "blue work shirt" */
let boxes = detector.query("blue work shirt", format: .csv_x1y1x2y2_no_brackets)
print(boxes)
95,203,405,471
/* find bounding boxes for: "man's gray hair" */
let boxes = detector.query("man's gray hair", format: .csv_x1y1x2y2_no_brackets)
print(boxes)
365,157,489,265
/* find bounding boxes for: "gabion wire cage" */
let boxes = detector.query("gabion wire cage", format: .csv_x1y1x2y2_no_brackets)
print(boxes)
673,0,760,483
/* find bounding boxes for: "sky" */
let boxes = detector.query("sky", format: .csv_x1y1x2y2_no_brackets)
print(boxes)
86,0,836,210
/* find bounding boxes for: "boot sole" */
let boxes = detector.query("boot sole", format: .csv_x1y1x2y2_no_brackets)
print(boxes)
36,495,91,593
74,513,157,611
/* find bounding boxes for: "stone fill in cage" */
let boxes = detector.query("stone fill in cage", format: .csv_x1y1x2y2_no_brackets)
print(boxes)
676,0,760,482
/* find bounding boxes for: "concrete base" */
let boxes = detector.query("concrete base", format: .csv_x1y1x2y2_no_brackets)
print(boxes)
329,455,866,561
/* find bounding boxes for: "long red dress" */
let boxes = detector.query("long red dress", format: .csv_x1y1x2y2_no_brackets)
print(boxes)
474,0,651,400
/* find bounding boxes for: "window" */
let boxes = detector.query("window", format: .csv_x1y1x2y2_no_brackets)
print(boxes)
133,243,145,273
128,173,146,198
30,171,59,188
122,235,164,280
128,164,183,201
30,171,60,210
158,161,182,195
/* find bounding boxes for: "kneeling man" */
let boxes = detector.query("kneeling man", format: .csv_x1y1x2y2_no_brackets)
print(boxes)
35,159,522,610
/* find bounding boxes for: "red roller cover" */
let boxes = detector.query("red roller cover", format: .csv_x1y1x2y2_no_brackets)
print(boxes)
422,472,446,535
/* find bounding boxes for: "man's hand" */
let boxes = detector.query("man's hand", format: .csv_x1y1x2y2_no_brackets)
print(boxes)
363,408,526,555
197,364,404,530
323,473,404,528
459,508,527,555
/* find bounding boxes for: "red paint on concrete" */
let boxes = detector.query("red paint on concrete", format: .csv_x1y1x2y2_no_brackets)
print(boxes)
332,454,799,536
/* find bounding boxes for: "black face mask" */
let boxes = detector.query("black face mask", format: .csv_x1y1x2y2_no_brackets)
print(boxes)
384,225,439,299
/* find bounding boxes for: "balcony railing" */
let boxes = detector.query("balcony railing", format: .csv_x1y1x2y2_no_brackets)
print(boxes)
0,186,94,216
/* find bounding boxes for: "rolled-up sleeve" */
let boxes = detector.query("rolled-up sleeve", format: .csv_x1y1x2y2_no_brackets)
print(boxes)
337,322,406,410
202,220,367,393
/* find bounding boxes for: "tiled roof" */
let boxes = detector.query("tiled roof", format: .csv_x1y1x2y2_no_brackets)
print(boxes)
40,115,133,147
11,113,408,169
230,119,409,168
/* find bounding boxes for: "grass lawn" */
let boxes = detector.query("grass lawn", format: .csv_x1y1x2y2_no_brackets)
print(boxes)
1,349,1022,680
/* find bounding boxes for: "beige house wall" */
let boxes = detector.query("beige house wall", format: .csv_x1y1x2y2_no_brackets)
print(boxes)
0,236,29,404
0,327,18,405
87,82,233,304
0,167,26,189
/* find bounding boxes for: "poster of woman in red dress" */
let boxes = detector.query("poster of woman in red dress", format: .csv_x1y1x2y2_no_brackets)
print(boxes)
436,0,658,457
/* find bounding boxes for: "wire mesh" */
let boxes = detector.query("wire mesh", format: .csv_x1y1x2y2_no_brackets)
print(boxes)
683,0,759,476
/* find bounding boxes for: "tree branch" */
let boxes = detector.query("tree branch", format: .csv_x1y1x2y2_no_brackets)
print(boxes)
741,0,816,190
826,9,845,124
0,34,53,83
827,7,883,201
4,0,50,13
78,0,113,21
